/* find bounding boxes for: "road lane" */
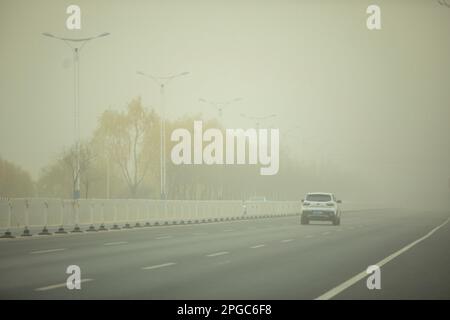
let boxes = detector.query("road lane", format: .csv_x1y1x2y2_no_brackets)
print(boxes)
0,209,448,299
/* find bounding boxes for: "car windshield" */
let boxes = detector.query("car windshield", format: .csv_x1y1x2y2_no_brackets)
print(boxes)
306,194,332,202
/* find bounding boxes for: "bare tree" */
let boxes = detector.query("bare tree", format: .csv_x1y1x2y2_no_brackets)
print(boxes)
438,0,450,8
62,142,96,198
95,97,159,197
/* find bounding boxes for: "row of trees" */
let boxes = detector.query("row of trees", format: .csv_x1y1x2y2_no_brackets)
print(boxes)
2,96,360,200
0,156,35,198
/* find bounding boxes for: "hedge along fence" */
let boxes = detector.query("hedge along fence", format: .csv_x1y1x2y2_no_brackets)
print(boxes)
0,198,302,237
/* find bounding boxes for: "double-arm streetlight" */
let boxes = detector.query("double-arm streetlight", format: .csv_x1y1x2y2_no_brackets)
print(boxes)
199,97,243,118
198,97,243,200
240,113,277,130
137,71,189,199
42,32,110,199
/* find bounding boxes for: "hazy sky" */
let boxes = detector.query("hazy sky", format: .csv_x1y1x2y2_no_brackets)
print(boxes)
1,0,449,202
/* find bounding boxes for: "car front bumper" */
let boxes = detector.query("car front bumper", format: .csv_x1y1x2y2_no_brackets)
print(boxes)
302,209,337,220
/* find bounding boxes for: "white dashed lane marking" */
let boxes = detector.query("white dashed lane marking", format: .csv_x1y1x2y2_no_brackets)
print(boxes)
281,239,294,243
104,241,128,246
30,248,66,254
142,262,177,270
155,236,172,240
206,251,229,257
35,279,93,291
250,244,265,249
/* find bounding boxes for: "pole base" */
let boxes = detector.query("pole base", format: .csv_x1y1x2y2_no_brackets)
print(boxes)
98,224,108,231
38,227,52,236
71,225,82,233
0,230,15,238
86,225,97,232
111,224,120,230
55,226,67,234
21,227,32,237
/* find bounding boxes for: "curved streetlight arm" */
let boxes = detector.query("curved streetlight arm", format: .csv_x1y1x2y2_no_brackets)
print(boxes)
241,113,277,121
200,97,243,112
137,71,189,87
42,32,110,52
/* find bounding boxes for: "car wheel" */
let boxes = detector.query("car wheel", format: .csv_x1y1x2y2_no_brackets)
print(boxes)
301,216,309,225
332,216,340,226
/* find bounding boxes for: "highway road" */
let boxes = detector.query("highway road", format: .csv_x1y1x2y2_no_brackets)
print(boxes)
0,209,449,299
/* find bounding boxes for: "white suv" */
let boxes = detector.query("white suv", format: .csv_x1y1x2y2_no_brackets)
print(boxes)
301,192,342,225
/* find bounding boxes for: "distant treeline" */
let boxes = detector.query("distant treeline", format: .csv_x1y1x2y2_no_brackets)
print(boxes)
2,97,361,200
0,156,34,198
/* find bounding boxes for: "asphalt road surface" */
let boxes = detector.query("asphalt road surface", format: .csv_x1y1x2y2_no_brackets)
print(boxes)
0,209,449,299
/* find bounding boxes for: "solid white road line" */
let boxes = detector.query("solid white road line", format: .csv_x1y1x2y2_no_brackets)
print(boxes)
315,217,450,300
30,248,66,254
142,262,177,270
206,251,229,257
250,244,265,249
35,279,93,291
281,239,294,243
104,241,128,246
155,236,172,240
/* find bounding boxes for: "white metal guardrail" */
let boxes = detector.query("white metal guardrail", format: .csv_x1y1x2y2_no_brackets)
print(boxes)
0,198,301,237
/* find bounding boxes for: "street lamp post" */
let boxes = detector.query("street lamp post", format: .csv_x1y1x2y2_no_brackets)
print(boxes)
199,97,243,118
240,113,277,198
199,97,243,199
240,113,277,130
43,32,110,200
137,71,189,200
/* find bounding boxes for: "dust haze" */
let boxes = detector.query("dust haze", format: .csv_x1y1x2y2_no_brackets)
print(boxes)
1,0,449,210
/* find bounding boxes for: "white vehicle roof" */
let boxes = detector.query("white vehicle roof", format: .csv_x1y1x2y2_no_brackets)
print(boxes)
306,192,334,196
